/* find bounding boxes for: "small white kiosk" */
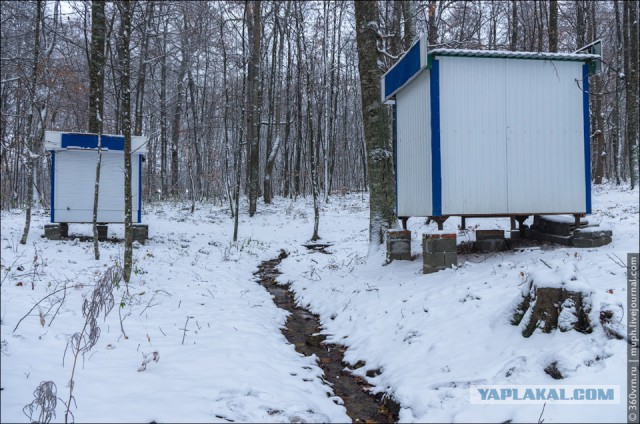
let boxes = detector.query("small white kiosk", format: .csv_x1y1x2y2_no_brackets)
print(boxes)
44,131,147,242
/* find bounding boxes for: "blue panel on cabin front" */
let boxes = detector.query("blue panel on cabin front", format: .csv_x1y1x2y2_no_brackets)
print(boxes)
384,41,421,98
582,64,592,214
138,155,142,223
61,133,124,150
430,60,442,217
50,151,55,223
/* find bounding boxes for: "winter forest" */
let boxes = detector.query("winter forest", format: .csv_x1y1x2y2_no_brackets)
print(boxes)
1,1,639,423
1,1,638,221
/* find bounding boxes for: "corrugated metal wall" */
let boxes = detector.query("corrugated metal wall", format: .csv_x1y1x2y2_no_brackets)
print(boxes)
396,69,432,217
54,150,140,223
504,59,586,213
436,56,586,215
439,57,509,215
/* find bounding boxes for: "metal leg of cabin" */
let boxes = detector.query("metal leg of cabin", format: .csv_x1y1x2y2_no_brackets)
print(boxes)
510,216,516,231
434,216,448,231
573,214,581,230
461,216,466,230
515,215,529,235
400,217,409,230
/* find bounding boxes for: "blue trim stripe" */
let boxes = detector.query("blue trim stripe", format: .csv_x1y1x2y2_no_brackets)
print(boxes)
393,104,398,216
50,151,55,223
61,133,124,150
384,41,421,99
138,155,142,223
429,60,442,217
582,64,592,214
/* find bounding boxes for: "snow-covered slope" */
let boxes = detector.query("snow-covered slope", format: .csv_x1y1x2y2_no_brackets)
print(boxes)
1,184,636,423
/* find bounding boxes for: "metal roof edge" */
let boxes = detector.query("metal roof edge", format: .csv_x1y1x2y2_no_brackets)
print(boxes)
428,48,600,62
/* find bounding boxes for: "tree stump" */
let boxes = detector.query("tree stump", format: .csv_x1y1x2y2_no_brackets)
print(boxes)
512,265,593,338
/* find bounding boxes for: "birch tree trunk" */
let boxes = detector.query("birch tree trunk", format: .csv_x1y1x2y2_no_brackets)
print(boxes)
20,0,42,245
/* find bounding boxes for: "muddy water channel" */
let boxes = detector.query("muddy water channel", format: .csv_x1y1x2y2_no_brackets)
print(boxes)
255,250,400,423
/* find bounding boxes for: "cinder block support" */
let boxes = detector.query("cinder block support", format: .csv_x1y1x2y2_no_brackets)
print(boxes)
97,224,108,241
44,224,61,240
387,229,411,261
572,229,612,248
475,229,506,252
132,224,149,245
59,223,69,238
423,233,457,274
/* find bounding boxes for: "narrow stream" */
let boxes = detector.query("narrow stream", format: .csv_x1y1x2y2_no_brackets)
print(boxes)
255,250,400,423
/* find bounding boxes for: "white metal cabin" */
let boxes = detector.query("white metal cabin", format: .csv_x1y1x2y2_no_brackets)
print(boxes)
382,35,601,228
45,131,147,224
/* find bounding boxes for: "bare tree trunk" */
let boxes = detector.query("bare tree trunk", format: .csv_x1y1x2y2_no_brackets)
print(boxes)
282,4,293,199
354,0,397,247
20,0,42,245
297,4,320,240
89,0,106,260
134,1,153,137
428,0,438,45
613,0,623,185
624,1,639,188
246,0,262,217
264,3,282,204
549,0,558,52
171,43,188,198
118,0,133,284
221,18,234,217
510,0,518,51
160,14,169,198
589,2,607,185
402,1,416,49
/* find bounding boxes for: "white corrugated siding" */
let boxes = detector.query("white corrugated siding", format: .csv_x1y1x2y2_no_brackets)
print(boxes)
396,69,432,217
54,150,140,223
439,56,509,215
436,56,586,215
504,59,586,213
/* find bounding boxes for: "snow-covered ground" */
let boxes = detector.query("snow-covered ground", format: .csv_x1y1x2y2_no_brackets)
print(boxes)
1,184,637,423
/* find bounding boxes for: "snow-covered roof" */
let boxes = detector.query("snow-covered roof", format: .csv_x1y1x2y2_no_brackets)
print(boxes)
429,48,601,61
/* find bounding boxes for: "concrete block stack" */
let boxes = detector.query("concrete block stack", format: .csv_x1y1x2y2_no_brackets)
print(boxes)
386,229,412,261
475,229,506,253
422,233,457,274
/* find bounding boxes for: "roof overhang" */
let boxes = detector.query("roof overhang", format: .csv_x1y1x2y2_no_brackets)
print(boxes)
45,131,147,154
380,34,428,104
381,38,602,103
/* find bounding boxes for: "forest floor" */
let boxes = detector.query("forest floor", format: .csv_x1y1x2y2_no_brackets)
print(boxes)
0,184,637,423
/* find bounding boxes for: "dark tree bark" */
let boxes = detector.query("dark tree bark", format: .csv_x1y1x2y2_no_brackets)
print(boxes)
171,41,188,198
510,0,518,51
624,1,639,188
354,0,397,247
117,0,133,283
89,0,106,260
246,0,262,216
549,0,558,52
134,1,153,137
160,13,169,197
428,0,438,46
